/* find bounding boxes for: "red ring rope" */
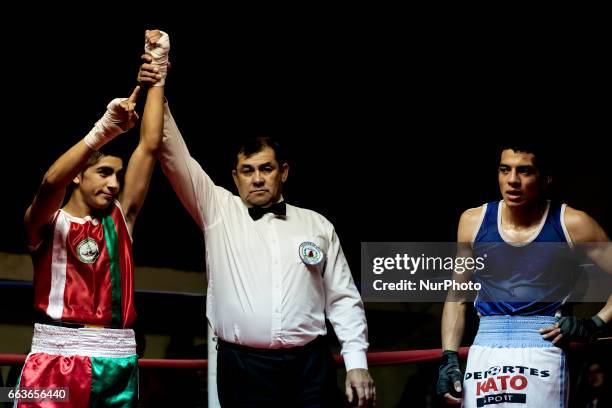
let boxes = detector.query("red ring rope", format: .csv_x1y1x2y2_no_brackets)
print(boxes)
0,347,486,369
0,342,595,368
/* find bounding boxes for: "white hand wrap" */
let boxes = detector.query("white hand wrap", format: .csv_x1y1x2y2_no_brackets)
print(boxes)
83,98,129,150
145,30,170,87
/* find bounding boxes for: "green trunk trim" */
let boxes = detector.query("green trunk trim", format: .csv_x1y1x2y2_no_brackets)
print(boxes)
102,215,122,328
90,355,138,407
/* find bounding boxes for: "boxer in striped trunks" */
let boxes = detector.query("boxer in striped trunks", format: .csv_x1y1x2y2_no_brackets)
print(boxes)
16,31,169,408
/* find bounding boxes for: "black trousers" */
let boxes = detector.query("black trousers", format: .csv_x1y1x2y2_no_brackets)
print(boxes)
217,336,343,407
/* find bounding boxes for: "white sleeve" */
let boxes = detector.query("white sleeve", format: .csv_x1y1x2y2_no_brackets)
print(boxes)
160,102,219,229
324,228,369,371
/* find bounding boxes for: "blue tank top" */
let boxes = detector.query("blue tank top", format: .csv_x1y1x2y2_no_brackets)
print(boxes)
472,200,575,316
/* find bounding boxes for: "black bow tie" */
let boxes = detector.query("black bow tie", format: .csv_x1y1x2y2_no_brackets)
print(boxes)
248,202,287,221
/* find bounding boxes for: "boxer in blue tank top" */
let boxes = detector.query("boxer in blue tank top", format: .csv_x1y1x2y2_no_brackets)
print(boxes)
472,199,575,317
437,143,611,407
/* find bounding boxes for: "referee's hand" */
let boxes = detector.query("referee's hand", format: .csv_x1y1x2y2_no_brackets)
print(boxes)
346,368,375,407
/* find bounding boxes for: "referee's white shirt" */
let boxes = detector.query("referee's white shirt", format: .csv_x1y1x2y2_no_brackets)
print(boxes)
159,103,369,371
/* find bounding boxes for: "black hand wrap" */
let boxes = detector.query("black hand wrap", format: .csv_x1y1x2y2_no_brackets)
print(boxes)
557,315,607,341
437,350,463,399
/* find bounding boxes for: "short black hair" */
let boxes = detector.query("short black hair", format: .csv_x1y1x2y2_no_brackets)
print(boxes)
83,150,105,170
497,141,553,176
89,132,133,170
233,136,286,168
80,149,124,173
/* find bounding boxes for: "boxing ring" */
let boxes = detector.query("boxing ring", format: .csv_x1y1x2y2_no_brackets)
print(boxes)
0,280,608,406
1,341,607,407
0,348,468,406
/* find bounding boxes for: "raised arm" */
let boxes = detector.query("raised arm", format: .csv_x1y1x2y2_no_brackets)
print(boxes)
137,32,222,230
120,30,169,233
25,88,140,248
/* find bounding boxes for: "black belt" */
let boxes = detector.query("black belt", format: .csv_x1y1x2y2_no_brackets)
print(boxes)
217,336,327,355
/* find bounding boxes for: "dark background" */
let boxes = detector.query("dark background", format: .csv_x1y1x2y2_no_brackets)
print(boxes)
1,11,610,407
3,15,610,270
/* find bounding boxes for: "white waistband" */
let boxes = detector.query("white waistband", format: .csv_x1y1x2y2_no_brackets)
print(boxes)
31,323,136,358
